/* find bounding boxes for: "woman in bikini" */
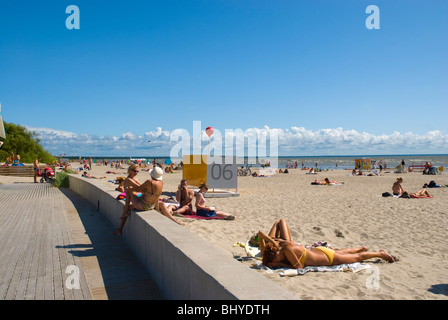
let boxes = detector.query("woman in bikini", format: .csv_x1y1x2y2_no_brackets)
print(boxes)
167,179,194,216
392,177,406,196
258,219,395,269
113,166,184,235
195,183,235,220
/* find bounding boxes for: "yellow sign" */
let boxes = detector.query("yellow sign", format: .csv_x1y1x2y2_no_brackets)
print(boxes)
182,155,208,187
355,158,370,170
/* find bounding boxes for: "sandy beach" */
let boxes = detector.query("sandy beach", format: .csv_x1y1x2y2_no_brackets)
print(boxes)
1,163,447,300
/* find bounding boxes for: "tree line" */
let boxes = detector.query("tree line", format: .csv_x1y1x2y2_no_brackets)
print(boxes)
0,122,55,164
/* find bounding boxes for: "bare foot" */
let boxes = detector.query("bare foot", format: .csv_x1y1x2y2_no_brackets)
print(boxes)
379,249,395,263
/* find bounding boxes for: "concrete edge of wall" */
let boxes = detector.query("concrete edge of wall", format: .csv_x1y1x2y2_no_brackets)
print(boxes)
67,174,299,300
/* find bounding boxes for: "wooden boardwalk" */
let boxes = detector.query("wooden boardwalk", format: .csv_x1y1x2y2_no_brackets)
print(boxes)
0,183,164,300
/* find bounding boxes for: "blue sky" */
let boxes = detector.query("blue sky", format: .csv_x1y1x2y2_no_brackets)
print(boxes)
0,1,447,156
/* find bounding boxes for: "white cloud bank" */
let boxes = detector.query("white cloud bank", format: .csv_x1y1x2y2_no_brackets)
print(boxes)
27,126,448,157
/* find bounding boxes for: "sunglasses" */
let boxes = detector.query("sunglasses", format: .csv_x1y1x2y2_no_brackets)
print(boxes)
131,169,140,173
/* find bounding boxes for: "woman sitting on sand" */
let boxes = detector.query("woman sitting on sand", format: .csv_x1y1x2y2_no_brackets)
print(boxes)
392,177,432,198
258,219,395,269
167,179,195,216
115,176,125,192
392,177,406,196
195,183,235,220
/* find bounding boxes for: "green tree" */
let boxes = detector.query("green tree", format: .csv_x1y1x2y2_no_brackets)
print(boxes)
0,122,55,163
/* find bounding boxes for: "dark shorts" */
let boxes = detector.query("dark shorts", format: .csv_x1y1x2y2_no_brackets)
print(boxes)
196,209,216,217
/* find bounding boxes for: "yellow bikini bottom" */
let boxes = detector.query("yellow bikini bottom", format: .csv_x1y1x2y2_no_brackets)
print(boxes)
314,246,335,265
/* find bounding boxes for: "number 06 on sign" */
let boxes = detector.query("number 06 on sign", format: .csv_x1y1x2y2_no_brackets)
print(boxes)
182,155,239,196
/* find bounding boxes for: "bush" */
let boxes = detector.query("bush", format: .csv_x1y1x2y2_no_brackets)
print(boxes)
53,171,70,188
0,122,55,163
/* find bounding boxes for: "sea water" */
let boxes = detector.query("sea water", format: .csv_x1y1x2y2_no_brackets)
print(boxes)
69,154,448,170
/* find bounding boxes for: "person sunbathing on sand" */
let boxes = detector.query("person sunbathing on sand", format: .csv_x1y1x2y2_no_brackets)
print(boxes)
258,219,395,269
82,172,106,179
321,178,344,185
410,189,431,198
195,183,235,220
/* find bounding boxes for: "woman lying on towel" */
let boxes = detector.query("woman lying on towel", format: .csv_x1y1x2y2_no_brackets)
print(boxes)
258,219,395,269
312,178,344,185
82,172,106,179
409,189,432,198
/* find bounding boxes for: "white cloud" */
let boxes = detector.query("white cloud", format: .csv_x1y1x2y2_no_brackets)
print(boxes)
26,125,448,157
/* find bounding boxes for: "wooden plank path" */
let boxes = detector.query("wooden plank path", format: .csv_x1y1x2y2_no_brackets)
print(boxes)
0,183,164,300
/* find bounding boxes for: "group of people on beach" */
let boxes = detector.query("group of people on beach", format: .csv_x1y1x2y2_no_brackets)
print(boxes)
2,152,22,166
391,177,431,198
112,164,235,235
109,162,401,269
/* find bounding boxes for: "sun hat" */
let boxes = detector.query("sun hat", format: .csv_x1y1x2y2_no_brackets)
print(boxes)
150,167,164,180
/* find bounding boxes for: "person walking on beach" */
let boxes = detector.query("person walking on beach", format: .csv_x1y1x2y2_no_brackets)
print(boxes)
258,219,396,269
33,157,41,183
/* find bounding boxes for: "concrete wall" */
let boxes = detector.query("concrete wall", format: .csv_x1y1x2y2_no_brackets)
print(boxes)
68,175,298,300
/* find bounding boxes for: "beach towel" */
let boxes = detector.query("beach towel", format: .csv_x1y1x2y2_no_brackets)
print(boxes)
163,200,225,220
311,182,344,186
235,240,370,276
256,261,371,276
116,192,126,200
409,195,433,199
115,192,142,200
392,194,432,199
182,213,225,220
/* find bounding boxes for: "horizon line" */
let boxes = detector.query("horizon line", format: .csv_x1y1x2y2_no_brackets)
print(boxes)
58,153,448,158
